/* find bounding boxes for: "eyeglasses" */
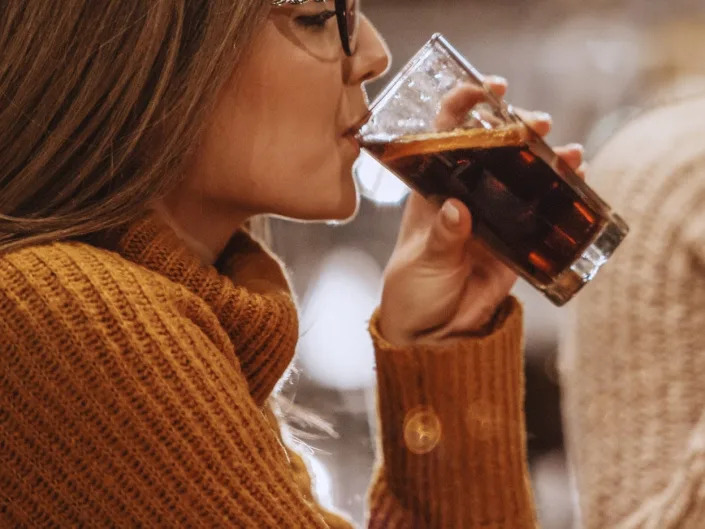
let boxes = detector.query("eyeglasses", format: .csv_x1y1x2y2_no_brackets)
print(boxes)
270,0,360,61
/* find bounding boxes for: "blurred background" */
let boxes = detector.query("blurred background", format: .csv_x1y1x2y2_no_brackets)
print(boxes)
269,1,705,527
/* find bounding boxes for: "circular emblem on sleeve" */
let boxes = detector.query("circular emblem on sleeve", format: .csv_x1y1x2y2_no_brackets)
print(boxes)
403,406,442,455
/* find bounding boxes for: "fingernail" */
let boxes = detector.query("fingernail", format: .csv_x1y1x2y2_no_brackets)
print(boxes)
533,111,552,122
442,201,460,227
487,75,507,86
566,142,584,154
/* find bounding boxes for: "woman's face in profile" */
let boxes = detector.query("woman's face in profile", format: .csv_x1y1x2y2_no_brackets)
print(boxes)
178,4,390,222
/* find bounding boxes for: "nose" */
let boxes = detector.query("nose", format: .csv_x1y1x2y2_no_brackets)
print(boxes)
345,15,391,85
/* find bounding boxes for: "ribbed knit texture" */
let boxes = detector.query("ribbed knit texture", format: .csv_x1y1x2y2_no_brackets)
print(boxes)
0,210,536,527
560,95,705,529
368,298,537,529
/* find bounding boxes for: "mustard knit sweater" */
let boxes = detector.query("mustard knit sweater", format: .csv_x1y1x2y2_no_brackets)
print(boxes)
0,211,536,528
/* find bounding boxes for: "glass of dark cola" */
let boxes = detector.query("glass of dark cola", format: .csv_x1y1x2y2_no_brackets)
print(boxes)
356,34,629,306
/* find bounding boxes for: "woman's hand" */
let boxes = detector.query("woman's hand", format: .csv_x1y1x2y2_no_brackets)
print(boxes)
378,77,585,347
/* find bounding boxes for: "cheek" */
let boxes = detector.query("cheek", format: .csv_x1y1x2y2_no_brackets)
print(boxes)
189,22,357,218
231,32,343,180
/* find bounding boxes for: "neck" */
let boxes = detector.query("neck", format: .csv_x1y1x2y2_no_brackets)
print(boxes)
152,195,252,265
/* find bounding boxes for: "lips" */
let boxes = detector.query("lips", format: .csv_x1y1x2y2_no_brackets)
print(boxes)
343,132,361,151
343,110,372,136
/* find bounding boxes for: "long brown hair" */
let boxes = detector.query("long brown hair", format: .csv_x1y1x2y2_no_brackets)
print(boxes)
0,0,269,253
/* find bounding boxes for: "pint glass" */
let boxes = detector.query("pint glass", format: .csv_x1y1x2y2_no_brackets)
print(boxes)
357,34,629,306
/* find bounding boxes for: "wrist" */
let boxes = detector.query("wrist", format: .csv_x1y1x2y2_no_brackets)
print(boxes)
377,306,416,348
378,297,513,347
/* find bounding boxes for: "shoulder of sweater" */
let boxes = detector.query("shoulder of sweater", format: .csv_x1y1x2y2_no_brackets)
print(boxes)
0,239,185,296
592,95,705,180
0,240,216,339
0,239,247,388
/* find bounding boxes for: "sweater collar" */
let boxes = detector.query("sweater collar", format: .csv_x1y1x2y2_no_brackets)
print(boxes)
100,211,299,406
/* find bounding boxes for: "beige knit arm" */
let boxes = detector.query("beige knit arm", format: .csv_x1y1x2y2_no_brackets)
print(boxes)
366,297,538,529
613,409,705,529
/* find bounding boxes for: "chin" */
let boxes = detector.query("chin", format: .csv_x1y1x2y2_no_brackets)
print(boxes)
283,186,360,223
328,188,360,222
313,193,360,223
322,158,360,221
271,164,360,222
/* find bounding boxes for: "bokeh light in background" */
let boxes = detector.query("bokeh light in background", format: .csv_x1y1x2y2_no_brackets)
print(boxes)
354,151,409,205
297,246,381,390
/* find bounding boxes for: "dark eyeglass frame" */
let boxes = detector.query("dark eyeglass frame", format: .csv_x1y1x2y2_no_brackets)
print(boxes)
271,0,358,57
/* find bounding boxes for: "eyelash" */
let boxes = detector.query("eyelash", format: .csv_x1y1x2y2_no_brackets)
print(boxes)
294,10,336,30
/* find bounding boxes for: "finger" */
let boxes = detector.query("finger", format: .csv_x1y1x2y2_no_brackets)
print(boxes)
423,198,472,267
397,191,440,243
435,84,485,131
466,240,519,296
447,241,517,329
574,162,588,181
441,77,508,115
554,143,584,171
484,75,508,98
448,265,517,332
435,77,507,131
514,108,552,137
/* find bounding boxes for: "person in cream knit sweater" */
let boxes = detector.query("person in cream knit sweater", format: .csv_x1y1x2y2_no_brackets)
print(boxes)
561,94,705,529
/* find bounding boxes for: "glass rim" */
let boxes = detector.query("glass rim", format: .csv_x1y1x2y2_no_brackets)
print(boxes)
365,34,515,119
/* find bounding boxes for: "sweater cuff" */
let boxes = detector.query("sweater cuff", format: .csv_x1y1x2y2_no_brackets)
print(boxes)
369,297,537,528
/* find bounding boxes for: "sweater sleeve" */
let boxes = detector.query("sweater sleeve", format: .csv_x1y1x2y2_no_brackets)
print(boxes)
0,245,331,528
366,297,538,529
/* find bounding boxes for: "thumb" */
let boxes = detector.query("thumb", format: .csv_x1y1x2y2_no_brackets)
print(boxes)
424,199,472,265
